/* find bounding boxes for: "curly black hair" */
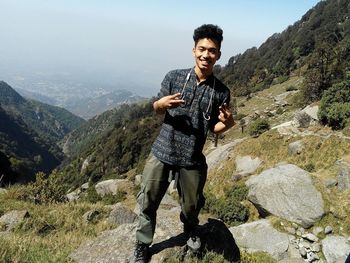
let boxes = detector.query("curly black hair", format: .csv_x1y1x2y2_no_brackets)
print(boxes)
193,24,223,48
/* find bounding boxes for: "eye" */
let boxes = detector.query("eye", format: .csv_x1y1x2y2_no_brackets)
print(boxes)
209,48,218,54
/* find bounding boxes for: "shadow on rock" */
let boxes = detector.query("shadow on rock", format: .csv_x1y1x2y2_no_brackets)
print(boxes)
150,218,240,262
150,232,187,255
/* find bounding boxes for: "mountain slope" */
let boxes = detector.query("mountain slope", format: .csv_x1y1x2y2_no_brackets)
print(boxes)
0,81,85,143
218,0,350,96
0,81,86,182
0,106,61,182
60,101,162,187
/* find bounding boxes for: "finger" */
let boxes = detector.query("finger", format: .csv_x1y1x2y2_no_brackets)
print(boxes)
171,93,182,99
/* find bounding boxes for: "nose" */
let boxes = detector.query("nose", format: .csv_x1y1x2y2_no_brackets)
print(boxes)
202,50,209,58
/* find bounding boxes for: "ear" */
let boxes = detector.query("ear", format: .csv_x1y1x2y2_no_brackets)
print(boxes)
217,50,221,60
192,47,196,57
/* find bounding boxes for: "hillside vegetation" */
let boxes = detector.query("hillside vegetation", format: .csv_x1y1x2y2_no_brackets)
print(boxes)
0,81,85,183
0,0,350,262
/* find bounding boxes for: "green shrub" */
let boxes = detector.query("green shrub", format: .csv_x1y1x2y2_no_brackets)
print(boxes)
203,184,249,226
101,191,127,205
318,80,350,130
303,163,315,172
248,118,270,137
286,85,298,91
83,185,102,203
12,170,68,204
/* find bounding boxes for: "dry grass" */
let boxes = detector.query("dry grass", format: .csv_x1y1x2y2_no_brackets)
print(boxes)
0,191,116,263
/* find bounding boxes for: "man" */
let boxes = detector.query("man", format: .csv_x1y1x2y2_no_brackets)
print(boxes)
132,24,234,263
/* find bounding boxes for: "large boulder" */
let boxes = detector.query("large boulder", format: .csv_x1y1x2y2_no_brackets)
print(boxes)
246,164,325,228
322,235,350,263
95,179,133,196
229,219,289,260
70,209,240,263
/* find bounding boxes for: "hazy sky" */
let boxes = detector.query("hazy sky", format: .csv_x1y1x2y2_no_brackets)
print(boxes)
0,0,320,96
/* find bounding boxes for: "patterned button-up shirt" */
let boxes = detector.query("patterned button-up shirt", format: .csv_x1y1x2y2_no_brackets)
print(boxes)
152,68,230,167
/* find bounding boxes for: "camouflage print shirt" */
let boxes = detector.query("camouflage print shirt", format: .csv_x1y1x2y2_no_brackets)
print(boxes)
151,68,230,168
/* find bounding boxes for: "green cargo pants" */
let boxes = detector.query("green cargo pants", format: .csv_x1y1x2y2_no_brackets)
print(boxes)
136,153,207,245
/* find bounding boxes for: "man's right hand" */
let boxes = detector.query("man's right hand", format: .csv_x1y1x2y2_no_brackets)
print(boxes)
153,93,185,114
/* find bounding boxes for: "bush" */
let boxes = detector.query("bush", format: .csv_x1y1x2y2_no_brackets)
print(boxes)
12,170,68,204
203,184,249,226
318,80,350,129
286,85,298,91
248,118,270,137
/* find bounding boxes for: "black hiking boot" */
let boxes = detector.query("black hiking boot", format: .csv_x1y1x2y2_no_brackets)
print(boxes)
131,240,149,263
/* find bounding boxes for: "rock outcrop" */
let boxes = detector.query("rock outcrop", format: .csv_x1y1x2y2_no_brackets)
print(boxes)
246,164,325,228
322,235,350,263
229,219,289,260
0,210,29,231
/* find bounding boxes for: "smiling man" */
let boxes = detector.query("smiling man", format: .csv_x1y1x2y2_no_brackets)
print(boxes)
131,24,234,263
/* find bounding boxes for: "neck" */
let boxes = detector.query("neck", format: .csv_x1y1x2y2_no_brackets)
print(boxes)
194,66,212,83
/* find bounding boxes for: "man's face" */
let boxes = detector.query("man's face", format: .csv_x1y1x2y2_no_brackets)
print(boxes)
192,38,221,73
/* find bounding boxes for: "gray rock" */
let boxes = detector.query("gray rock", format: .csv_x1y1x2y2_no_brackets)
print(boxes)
70,210,240,263
278,259,305,263
0,210,29,231
288,140,304,155
312,226,323,236
206,139,245,171
107,203,137,225
234,155,263,176
322,235,350,263
306,251,319,262
324,226,333,235
95,179,132,196
324,179,338,188
80,155,93,174
299,247,307,257
311,243,321,253
83,209,100,224
336,164,350,192
66,182,90,201
134,174,142,186
287,244,303,259
229,219,289,260
302,233,318,242
285,227,296,235
81,183,89,190
66,188,81,202
246,164,325,228
301,105,319,121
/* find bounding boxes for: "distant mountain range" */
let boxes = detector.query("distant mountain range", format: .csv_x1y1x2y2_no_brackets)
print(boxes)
16,86,146,120
64,90,145,120
0,81,85,184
